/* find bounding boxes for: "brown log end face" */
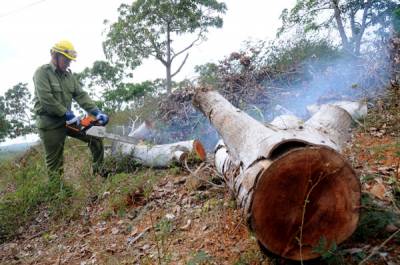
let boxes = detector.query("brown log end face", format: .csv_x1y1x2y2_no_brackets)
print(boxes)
177,151,189,162
193,140,206,161
251,147,360,261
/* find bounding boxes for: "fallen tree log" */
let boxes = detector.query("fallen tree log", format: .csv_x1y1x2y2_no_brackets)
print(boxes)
307,100,368,121
193,88,361,261
111,139,206,168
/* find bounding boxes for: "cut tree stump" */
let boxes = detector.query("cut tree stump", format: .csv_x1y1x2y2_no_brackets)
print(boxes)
193,88,361,261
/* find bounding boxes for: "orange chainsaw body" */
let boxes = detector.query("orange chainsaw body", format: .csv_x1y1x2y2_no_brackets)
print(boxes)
65,115,98,134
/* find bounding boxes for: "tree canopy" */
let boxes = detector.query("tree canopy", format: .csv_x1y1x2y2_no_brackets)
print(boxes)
0,96,11,142
77,60,157,113
279,0,400,55
103,0,227,93
0,83,34,142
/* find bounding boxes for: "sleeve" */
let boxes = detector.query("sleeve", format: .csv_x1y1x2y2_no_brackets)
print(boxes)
33,68,67,117
72,77,98,113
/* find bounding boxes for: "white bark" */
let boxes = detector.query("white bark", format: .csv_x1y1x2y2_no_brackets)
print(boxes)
215,140,273,218
270,115,304,130
307,101,368,121
304,104,353,149
112,140,205,168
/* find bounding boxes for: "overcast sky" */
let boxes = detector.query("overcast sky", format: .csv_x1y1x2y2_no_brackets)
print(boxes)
0,0,295,145
0,0,295,96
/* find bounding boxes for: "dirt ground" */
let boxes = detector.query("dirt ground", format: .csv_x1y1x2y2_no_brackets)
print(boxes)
0,130,399,265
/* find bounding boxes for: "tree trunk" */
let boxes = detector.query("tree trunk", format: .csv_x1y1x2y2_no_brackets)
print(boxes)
332,0,351,53
193,88,361,261
166,23,172,93
390,30,400,88
111,139,206,168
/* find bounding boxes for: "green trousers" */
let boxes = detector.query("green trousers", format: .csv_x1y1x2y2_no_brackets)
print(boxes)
38,126,104,178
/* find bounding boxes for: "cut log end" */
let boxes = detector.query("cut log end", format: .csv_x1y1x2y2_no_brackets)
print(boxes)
251,147,360,261
174,150,188,162
193,140,206,161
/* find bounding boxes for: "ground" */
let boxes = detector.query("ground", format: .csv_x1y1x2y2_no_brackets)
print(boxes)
0,129,399,265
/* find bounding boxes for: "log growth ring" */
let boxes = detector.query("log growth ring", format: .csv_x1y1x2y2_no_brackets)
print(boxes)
251,146,360,261
193,139,206,161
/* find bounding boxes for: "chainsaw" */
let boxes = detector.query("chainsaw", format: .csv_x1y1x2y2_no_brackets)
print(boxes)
66,116,139,144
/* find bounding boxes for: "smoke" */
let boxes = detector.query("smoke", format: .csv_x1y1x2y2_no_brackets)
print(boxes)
110,111,220,152
154,115,220,152
257,52,391,121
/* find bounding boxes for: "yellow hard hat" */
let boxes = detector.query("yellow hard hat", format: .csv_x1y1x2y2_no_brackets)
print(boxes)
51,40,77,60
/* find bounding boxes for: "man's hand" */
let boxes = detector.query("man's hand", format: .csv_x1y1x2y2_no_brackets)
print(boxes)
91,109,109,126
65,110,80,125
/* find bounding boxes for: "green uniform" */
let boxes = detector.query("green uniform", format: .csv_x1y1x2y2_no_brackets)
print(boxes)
33,63,104,177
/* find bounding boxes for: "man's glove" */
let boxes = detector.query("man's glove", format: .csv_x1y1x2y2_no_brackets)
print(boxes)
91,109,109,126
65,110,80,125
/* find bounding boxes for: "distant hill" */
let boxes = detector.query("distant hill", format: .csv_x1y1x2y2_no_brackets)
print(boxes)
0,141,39,161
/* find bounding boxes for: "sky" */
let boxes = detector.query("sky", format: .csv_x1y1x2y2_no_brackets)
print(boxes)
0,0,295,145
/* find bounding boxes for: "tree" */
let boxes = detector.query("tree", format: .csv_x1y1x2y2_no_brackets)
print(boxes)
3,83,34,138
77,60,129,110
194,62,219,86
102,81,157,112
103,0,227,93
77,61,129,94
77,60,157,112
0,96,11,142
279,0,400,55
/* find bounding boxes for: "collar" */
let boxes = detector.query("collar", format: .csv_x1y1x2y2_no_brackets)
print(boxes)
49,62,57,73
49,62,70,76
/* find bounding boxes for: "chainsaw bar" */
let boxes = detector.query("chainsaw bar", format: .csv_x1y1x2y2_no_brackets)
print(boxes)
85,126,139,144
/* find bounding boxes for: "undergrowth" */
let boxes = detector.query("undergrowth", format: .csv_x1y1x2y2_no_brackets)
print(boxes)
100,168,163,219
0,140,104,243
363,87,400,135
0,146,80,242
353,193,400,241
0,133,173,244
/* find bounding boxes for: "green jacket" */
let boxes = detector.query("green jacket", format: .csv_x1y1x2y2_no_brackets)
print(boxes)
33,63,97,129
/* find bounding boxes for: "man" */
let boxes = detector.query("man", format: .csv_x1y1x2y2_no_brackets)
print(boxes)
33,40,109,179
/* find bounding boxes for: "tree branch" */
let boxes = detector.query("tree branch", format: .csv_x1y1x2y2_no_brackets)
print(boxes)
358,228,400,265
146,33,167,65
151,53,167,66
171,30,203,61
171,53,189,78
355,0,371,54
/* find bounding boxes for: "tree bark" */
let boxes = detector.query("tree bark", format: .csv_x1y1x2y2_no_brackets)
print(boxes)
306,100,368,121
193,88,361,261
166,23,172,93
